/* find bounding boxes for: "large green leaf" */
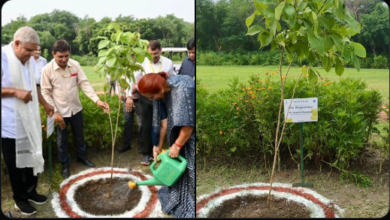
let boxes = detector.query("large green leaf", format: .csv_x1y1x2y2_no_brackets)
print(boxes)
266,17,278,36
259,31,273,48
271,39,278,51
98,49,108,58
298,1,307,11
324,36,334,51
263,7,275,18
308,67,318,84
329,33,343,51
350,42,366,58
335,58,344,76
351,55,360,72
254,1,267,14
106,57,117,67
343,44,351,63
323,55,332,72
246,12,256,28
333,0,339,8
308,35,325,56
283,17,296,29
286,49,294,62
344,12,361,34
246,25,265,36
296,39,309,57
275,1,286,20
284,4,296,17
98,40,110,50
308,50,316,64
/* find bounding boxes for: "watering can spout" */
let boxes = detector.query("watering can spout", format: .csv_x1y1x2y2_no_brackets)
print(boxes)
128,178,164,189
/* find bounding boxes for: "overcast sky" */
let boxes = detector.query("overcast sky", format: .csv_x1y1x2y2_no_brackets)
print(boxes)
1,0,195,26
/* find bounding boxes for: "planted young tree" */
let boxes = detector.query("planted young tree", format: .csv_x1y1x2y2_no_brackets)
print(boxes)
94,23,150,195
245,0,366,204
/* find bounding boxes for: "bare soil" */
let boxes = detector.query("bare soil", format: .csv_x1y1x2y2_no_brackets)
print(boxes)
196,147,389,218
1,139,172,218
208,194,311,218
74,178,142,215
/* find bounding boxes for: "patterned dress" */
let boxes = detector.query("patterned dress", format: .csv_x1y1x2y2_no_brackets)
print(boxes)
152,75,195,218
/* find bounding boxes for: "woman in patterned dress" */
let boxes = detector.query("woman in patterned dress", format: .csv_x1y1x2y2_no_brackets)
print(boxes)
138,72,195,218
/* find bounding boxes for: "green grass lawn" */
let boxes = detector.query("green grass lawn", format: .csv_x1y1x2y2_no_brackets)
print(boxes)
82,66,108,92
197,65,389,98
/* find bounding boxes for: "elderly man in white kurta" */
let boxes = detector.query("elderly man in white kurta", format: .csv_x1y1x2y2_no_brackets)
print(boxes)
1,26,54,216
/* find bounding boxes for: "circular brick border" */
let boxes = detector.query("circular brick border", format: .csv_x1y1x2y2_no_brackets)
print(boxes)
196,183,345,218
51,167,163,218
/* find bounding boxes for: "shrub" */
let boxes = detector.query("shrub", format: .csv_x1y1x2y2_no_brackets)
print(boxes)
197,51,389,69
196,73,383,169
40,92,127,162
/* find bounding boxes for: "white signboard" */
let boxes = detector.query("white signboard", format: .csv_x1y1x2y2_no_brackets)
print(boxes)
284,98,318,123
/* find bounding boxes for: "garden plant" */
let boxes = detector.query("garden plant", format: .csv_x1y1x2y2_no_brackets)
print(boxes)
94,22,150,193
244,0,367,203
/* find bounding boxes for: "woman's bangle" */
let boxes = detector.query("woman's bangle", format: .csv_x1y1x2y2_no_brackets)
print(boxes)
174,142,183,149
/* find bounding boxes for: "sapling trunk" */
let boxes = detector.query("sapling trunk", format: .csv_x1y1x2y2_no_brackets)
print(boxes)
267,47,303,204
103,92,121,199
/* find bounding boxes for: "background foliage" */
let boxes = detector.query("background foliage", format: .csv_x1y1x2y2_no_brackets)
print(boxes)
1,11,194,60
196,0,389,66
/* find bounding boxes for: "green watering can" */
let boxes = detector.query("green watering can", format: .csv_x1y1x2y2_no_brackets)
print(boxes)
128,150,187,189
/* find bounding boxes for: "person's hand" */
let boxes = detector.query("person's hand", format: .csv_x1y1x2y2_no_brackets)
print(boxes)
14,89,32,103
153,146,161,162
125,97,135,112
54,112,66,130
168,144,180,158
97,100,110,114
44,103,54,117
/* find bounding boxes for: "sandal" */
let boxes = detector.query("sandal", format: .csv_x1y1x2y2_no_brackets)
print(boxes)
141,155,151,166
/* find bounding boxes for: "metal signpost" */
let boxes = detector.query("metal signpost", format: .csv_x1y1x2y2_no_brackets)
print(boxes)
47,115,55,193
284,97,318,188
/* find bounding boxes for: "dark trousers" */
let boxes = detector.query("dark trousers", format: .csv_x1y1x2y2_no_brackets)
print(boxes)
122,99,135,148
137,94,153,155
56,111,87,166
1,138,39,204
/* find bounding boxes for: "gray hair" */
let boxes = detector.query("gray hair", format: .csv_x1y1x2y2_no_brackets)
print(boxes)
13,26,40,44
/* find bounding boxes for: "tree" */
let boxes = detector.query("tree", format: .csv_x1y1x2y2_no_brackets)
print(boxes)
94,23,151,193
73,16,97,55
37,30,56,58
344,0,383,22
1,16,28,44
245,0,366,204
357,3,389,57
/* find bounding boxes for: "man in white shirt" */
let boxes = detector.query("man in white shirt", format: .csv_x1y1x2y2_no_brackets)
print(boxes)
135,40,174,165
29,45,47,87
1,26,54,216
40,40,109,179
116,60,142,153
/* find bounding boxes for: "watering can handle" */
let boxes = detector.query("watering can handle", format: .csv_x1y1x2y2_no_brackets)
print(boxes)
150,149,186,172
163,149,186,162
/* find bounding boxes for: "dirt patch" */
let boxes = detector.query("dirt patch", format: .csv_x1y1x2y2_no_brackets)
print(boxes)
196,147,389,218
74,178,142,215
1,138,173,218
208,195,311,218
378,102,389,122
